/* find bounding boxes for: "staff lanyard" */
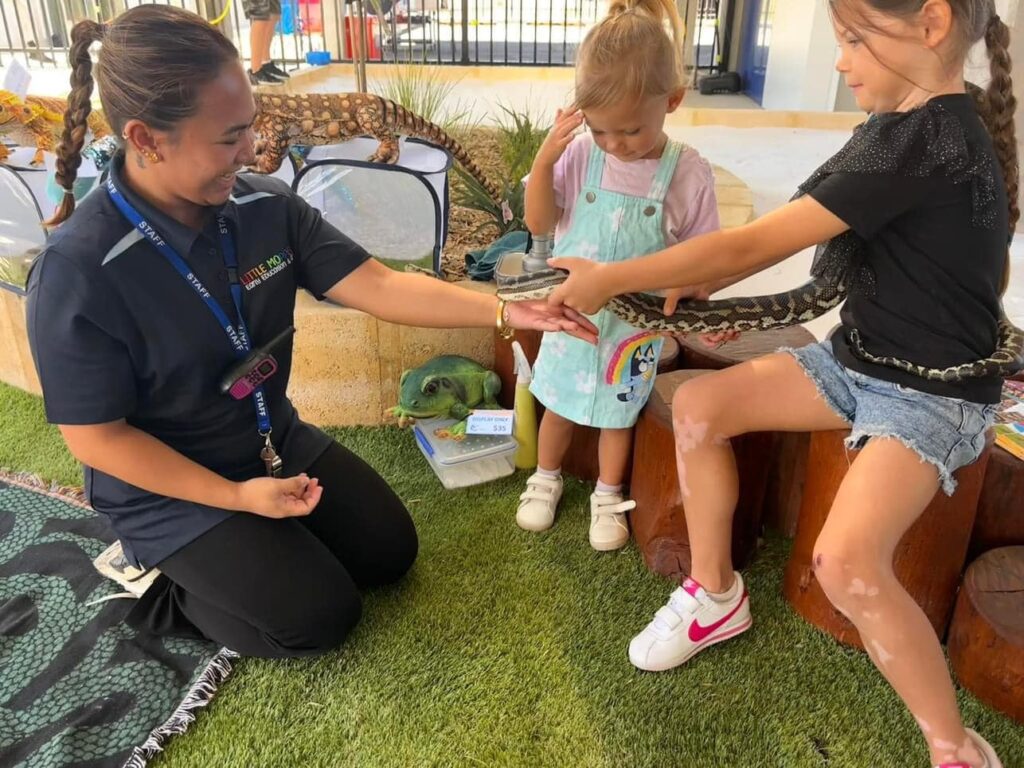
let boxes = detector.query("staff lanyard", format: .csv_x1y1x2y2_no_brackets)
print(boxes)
105,177,282,475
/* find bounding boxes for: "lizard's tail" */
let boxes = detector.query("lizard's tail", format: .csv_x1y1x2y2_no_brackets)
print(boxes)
377,96,503,205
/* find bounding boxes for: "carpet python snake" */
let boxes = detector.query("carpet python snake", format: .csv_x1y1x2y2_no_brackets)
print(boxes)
494,252,1024,383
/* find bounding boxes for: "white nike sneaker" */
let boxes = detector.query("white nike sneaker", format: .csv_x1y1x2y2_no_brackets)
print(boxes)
589,491,633,551
967,729,1003,768
933,729,1003,768
629,572,752,671
516,472,563,532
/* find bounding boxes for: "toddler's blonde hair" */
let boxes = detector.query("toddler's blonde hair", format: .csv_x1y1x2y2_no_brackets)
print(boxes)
574,0,687,111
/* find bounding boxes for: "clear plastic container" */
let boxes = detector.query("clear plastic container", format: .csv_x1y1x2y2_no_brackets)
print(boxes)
413,417,518,490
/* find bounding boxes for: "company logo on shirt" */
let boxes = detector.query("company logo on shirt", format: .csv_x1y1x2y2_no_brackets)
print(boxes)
241,248,294,290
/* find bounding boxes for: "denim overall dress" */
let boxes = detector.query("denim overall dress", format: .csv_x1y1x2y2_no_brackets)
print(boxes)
529,140,682,429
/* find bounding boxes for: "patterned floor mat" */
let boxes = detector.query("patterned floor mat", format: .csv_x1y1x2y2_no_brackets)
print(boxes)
0,472,238,768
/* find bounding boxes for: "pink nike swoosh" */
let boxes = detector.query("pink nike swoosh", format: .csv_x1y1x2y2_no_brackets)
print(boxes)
688,590,748,643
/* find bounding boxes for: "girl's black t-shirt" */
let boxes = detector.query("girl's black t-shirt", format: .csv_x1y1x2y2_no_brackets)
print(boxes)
803,93,1009,404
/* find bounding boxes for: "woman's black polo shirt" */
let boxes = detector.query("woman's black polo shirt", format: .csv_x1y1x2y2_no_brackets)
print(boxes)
26,154,369,567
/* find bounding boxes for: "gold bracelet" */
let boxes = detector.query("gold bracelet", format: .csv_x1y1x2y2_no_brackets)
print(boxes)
496,298,515,340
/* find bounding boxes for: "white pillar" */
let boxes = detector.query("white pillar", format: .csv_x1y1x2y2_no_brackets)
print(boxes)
760,0,837,111
681,0,698,85
322,0,345,60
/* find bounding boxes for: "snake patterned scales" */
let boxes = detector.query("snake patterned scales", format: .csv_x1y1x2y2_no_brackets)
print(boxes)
494,252,1024,383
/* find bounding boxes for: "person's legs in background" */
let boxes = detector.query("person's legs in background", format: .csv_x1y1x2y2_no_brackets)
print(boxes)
260,0,291,80
241,0,289,84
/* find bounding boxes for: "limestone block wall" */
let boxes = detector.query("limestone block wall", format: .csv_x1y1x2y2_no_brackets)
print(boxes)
288,282,494,427
0,289,40,397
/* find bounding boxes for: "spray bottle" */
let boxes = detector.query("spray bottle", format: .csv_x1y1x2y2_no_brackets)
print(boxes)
510,340,538,469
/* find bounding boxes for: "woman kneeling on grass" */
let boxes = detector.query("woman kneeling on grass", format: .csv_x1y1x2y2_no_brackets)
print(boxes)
26,5,595,659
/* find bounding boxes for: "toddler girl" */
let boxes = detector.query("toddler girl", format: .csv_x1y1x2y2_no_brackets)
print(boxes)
517,0,723,551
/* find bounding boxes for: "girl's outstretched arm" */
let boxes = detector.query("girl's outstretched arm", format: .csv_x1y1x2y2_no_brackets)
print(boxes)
547,196,850,314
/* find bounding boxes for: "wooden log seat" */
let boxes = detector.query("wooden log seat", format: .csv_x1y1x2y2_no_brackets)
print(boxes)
783,429,992,649
493,329,680,481
673,326,817,372
628,369,773,581
947,546,1024,724
968,444,1024,560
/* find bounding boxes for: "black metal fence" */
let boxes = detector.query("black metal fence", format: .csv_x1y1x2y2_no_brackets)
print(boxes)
1,0,322,69
1,0,725,71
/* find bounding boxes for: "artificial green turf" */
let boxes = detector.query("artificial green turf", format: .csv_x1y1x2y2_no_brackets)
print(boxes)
0,383,80,487
2,381,1022,767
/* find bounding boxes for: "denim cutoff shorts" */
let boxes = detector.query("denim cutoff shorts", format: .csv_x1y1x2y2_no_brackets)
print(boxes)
783,341,998,496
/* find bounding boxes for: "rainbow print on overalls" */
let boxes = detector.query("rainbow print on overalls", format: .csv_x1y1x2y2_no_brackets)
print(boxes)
606,331,663,403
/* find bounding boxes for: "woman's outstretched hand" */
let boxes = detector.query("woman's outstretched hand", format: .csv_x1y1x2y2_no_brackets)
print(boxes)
544,257,611,316
505,299,599,344
236,474,323,518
